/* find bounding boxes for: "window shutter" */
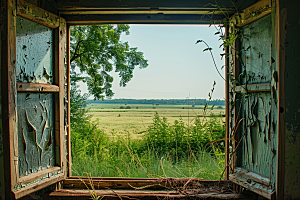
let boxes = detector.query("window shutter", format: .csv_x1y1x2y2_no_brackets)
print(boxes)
2,0,67,198
227,0,277,199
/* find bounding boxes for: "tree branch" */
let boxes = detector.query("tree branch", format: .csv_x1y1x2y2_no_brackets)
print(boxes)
70,40,84,63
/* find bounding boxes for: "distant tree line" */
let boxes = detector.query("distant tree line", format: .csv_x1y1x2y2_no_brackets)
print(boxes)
86,99,225,105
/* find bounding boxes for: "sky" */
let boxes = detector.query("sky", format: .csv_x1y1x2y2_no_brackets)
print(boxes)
79,25,225,100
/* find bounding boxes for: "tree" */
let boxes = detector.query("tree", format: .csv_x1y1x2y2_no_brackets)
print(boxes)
70,25,148,100
69,25,148,123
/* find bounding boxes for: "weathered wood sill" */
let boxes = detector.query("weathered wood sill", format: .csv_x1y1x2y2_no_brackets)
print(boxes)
44,178,252,199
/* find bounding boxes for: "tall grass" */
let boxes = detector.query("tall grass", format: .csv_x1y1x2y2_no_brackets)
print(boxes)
71,112,225,179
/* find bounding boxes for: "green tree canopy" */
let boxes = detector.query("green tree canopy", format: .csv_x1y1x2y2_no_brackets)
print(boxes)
70,25,148,124
70,25,148,100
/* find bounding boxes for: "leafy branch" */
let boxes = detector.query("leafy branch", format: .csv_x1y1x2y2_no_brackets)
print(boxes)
70,25,148,100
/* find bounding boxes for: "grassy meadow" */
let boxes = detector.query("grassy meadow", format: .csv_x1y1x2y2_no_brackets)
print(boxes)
87,103,225,139
71,103,226,179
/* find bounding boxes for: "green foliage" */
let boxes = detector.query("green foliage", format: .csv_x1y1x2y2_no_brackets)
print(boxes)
70,24,148,148
71,120,109,161
70,79,89,125
119,106,131,109
71,112,225,178
145,112,225,158
70,25,148,100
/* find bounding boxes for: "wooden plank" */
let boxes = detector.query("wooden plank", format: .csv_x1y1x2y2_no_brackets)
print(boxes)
46,0,257,10
236,8,272,27
235,83,271,93
225,25,229,180
236,0,272,27
63,179,232,190
232,23,242,174
53,18,67,170
48,189,251,199
17,82,59,92
48,189,252,200
19,167,61,184
233,168,270,186
16,0,61,28
13,173,64,199
242,0,271,19
277,0,286,198
54,23,60,166
66,25,72,177
59,10,227,15
1,0,18,199
59,18,67,178
66,19,224,25
64,179,167,190
229,173,274,199
58,6,234,11
64,13,225,25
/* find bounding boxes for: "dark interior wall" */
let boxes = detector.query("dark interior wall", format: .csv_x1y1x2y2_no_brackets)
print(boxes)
0,24,4,200
25,0,58,15
280,0,300,199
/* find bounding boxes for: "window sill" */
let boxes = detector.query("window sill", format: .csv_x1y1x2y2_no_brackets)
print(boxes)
48,189,251,199
46,178,252,199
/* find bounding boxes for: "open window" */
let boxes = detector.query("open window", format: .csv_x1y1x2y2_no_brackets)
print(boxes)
1,0,283,199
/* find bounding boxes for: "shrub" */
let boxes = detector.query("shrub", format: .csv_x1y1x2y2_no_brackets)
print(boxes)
144,112,224,158
71,120,109,160
71,111,225,178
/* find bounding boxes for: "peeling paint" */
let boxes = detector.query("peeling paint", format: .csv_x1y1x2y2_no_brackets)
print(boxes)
16,16,54,84
229,14,277,194
241,15,272,85
17,0,60,28
17,93,55,177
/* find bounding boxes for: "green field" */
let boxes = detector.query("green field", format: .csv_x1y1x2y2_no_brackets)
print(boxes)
87,103,225,139
71,103,226,179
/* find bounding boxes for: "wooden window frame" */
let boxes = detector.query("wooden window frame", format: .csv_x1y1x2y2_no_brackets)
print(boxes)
1,0,283,199
2,0,66,199
63,2,279,200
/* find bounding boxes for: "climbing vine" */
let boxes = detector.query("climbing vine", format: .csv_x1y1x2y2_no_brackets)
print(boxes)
195,2,253,179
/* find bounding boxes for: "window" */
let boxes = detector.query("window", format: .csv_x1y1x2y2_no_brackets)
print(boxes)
1,0,279,199
69,24,226,179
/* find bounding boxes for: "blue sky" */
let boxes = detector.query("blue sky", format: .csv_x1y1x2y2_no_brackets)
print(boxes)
80,25,225,100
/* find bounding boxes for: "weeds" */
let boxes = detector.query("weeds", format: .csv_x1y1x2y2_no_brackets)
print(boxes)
71,111,225,179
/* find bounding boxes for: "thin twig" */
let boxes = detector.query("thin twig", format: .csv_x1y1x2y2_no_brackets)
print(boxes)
196,40,225,81
104,187,123,200
182,178,194,190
